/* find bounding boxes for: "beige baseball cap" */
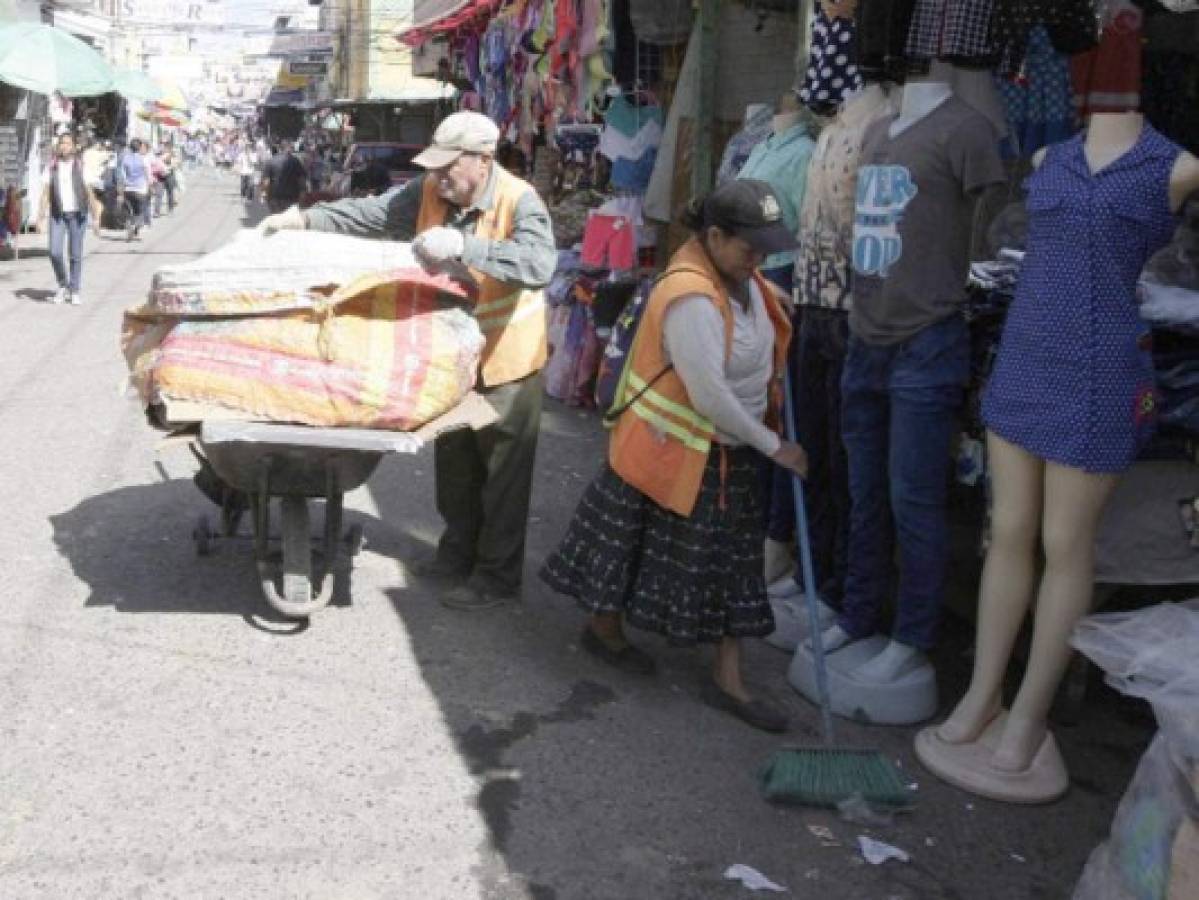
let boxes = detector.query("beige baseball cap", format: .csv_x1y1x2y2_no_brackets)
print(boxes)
413,112,500,169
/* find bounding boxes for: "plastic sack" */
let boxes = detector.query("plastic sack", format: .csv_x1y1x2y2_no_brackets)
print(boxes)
1070,601,1199,900
1142,197,1199,294
123,233,485,432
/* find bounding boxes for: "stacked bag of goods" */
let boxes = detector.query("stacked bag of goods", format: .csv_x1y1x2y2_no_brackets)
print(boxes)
123,231,485,432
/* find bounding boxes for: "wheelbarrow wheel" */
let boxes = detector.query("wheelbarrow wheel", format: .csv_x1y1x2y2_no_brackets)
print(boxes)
193,515,214,557
259,495,334,619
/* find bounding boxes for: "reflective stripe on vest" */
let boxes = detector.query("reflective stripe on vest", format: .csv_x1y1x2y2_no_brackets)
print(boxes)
472,289,546,332
625,371,715,453
415,168,547,385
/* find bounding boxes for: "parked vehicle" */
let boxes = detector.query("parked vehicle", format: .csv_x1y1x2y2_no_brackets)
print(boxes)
331,143,422,197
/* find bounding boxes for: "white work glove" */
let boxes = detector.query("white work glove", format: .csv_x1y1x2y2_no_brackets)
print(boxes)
413,226,465,267
258,205,307,235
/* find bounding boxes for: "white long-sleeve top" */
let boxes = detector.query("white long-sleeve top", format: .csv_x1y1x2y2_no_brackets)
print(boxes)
662,280,781,457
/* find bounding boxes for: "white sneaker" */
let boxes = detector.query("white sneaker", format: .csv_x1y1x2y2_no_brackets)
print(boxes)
50,287,67,304
67,291,81,305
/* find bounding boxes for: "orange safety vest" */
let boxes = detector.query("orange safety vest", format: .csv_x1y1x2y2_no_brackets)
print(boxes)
608,237,792,517
416,166,548,386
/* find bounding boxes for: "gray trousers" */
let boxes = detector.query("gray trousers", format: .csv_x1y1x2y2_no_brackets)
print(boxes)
434,371,544,592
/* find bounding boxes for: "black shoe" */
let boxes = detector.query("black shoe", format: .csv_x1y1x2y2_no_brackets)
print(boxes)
439,578,517,611
409,555,471,580
579,626,656,676
701,682,788,733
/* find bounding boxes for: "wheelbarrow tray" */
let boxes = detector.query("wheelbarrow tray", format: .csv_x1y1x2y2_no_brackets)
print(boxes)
188,393,499,619
198,422,406,496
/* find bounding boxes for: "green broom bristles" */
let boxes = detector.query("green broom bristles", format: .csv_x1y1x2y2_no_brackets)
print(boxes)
760,747,913,809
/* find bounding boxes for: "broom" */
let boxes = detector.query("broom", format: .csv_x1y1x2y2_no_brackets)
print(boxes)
759,369,911,809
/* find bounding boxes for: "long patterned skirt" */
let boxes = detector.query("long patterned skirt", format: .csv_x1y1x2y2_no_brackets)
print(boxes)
539,445,774,645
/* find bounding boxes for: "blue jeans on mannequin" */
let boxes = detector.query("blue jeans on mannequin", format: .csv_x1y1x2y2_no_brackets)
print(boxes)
48,211,86,293
839,315,969,650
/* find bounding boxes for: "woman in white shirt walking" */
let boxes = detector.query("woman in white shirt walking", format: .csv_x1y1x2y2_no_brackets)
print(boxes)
38,132,101,305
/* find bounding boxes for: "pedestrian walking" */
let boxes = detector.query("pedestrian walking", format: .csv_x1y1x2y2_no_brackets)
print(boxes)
148,147,169,218
259,111,556,610
540,180,805,733
235,143,258,200
158,147,178,213
116,138,150,241
260,141,307,213
37,131,102,305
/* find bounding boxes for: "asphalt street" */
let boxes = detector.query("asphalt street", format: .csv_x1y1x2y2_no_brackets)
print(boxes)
0,169,1155,899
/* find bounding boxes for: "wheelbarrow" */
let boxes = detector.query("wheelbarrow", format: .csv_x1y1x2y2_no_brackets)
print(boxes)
192,420,423,619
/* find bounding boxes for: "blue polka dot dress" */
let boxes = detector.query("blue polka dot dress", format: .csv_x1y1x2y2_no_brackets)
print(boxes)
982,126,1182,474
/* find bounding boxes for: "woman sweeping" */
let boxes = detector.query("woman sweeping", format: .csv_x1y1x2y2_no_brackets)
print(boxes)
540,179,808,733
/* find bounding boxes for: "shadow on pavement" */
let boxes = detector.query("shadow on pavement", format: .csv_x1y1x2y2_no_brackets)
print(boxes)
51,477,368,627
15,287,57,302
362,399,1157,900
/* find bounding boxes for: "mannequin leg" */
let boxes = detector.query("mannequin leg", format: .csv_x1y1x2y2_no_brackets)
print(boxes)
938,432,1044,743
991,460,1117,771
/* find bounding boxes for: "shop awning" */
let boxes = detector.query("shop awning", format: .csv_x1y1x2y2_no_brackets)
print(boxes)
328,81,458,106
396,0,503,47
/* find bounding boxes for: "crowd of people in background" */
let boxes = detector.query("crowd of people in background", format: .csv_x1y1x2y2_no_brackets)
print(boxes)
27,124,365,306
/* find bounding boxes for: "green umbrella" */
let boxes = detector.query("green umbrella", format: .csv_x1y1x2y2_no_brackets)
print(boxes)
0,22,115,97
114,68,162,102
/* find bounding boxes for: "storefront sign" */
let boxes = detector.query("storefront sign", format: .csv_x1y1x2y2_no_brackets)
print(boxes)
288,60,328,76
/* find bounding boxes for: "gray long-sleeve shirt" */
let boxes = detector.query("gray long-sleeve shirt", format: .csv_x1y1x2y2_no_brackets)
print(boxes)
302,166,557,289
662,282,781,457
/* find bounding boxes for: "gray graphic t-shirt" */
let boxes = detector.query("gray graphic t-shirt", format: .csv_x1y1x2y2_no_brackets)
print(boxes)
849,97,1005,345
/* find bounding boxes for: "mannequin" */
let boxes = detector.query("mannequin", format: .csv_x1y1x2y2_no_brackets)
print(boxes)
916,113,1199,802
790,67,1007,727
889,63,953,138
811,62,993,690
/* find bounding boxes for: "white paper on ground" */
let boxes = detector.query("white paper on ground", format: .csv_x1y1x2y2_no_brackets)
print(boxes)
723,864,788,892
857,835,910,865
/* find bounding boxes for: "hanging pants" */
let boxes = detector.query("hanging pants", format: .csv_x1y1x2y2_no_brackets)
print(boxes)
433,371,544,593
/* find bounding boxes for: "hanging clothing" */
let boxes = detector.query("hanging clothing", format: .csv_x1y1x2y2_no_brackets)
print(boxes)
906,0,998,67
995,25,1075,158
799,2,863,116
1143,52,1199,156
1071,4,1143,119
798,85,893,312
982,126,1183,473
992,0,1099,76
736,124,816,270
580,213,637,269
715,106,773,187
854,0,919,82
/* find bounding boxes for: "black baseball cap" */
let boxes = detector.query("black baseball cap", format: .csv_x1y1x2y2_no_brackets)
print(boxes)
704,179,798,255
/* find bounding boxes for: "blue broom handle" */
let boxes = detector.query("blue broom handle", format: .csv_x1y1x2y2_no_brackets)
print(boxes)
782,368,837,746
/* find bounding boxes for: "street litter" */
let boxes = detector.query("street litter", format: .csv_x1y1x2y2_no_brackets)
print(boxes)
858,835,910,865
723,864,788,892
837,794,897,826
807,824,841,847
